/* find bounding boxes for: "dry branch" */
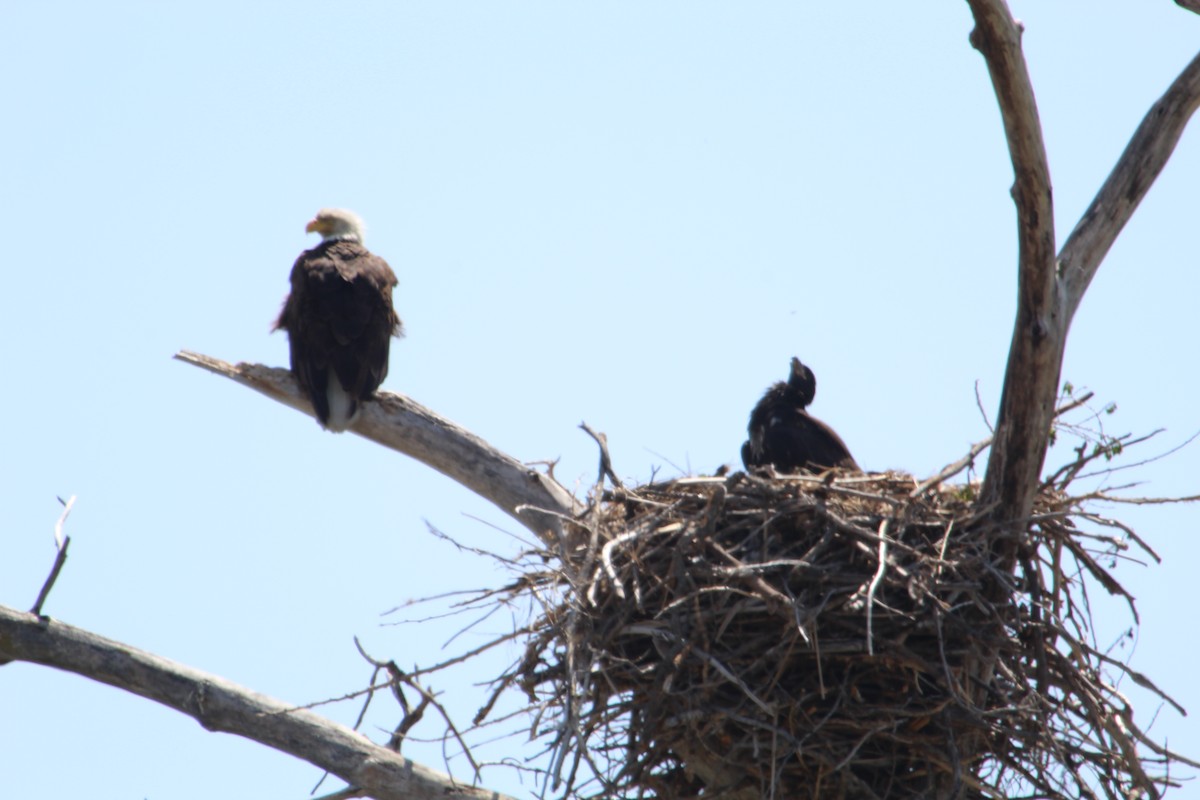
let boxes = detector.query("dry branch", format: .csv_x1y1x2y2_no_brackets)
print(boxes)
1059,48,1200,322
174,350,580,545
30,495,75,617
967,0,1200,535
966,0,1061,529
0,605,514,800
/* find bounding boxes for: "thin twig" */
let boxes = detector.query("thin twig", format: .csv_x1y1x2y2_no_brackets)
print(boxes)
864,519,892,656
974,380,994,433
910,439,992,499
580,421,625,490
31,495,76,617
353,640,479,779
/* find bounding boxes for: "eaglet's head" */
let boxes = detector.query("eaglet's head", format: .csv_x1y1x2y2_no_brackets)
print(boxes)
787,357,817,406
306,208,366,243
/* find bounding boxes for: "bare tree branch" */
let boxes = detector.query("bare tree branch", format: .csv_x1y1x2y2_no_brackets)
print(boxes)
174,350,581,545
966,0,1061,527
967,2,1200,532
1059,49,1200,322
0,605,515,800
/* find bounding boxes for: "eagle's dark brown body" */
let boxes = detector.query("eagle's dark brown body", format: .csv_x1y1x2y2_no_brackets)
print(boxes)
741,358,858,473
274,235,401,431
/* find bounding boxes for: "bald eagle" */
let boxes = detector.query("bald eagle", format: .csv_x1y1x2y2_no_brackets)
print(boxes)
741,357,859,473
273,209,402,432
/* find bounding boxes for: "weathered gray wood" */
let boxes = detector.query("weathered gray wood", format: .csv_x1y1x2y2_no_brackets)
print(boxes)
175,350,581,545
966,0,1062,528
967,1,1200,531
0,605,514,800
957,11,1200,793
1059,49,1200,323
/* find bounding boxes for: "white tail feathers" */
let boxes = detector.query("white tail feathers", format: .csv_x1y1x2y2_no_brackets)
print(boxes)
323,380,359,433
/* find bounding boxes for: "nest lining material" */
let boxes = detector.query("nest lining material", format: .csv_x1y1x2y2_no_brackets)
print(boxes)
509,469,1182,800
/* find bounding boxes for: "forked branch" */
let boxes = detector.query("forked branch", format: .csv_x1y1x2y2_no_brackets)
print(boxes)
967,0,1200,528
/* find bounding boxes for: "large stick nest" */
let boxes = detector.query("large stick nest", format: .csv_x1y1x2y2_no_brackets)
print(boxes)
506,464,1188,799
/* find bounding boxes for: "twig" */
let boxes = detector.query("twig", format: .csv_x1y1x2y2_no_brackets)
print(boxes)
1043,428,1170,490
689,644,776,716
974,380,993,433
1075,429,1198,481
910,438,991,499
1091,492,1200,507
1054,389,1097,418
580,421,625,490
309,643,389,796
599,529,643,602
350,641,438,757
405,627,531,681
864,519,892,656
31,495,76,617
284,677,399,714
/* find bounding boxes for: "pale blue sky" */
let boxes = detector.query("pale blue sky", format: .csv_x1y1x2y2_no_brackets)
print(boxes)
2,2,1197,797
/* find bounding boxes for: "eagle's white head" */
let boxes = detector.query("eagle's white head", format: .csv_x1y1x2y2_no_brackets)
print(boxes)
306,208,366,243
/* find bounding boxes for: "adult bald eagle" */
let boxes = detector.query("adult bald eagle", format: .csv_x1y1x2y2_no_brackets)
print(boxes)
741,357,859,473
273,209,402,432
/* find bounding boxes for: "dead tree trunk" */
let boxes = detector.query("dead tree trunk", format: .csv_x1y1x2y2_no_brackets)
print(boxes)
970,0,1200,530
